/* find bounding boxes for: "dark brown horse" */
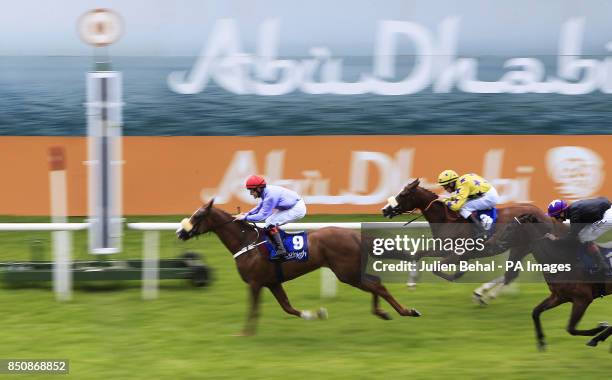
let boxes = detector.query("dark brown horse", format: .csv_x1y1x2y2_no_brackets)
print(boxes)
492,213,611,350
381,179,552,303
177,199,420,335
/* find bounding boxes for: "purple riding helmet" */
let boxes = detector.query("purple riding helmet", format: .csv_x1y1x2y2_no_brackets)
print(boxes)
547,199,568,217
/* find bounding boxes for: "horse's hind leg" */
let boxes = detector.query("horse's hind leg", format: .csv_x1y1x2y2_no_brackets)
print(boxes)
477,246,528,304
587,326,612,347
359,279,421,317
473,275,504,306
566,299,608,338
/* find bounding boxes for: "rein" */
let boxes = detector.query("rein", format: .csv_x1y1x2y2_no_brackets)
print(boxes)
233,222,264,259
189,214,264,259
402,198,442,226
206,218,238,231
511,216,548,242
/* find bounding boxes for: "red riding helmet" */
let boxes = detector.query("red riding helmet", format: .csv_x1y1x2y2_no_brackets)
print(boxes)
245,175,266,189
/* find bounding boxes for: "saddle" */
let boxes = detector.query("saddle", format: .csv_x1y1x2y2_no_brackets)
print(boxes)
264,229,309,263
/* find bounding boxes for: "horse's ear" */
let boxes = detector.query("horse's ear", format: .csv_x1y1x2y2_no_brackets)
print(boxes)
204,198,215,210
407,178,420,189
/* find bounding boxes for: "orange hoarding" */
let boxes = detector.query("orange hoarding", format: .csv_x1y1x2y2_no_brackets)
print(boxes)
0,136,609,216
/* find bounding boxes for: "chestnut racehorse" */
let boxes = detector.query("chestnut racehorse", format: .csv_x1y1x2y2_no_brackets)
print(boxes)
177,199,421,336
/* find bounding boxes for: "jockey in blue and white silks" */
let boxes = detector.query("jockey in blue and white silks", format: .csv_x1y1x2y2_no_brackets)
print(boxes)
234,175,307,259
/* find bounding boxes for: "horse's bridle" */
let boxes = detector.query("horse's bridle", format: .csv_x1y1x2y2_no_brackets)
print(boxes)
234,221,264,259
189,215,265,260
400,197,443,226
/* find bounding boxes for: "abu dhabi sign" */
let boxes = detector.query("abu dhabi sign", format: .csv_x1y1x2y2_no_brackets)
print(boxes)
168,17,612,96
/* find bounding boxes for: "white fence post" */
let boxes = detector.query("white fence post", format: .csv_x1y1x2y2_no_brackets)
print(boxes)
0,223,88,301
53,230,72,301
142,230,160,300
320,268,337,298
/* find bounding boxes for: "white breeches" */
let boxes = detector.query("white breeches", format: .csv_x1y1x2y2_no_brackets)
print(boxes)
459,187,500,219
578,206,612,243
264,199,307,228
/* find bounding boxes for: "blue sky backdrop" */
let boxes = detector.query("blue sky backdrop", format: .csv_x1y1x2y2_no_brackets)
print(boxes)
2,0,611,56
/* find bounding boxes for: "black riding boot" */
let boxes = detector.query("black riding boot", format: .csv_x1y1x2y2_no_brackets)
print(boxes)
587,242,608,273
268,227,287,260
467,213,488,240
586,242,608,296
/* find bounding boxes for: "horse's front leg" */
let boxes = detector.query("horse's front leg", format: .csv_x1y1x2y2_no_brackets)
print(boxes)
237,283,262,336
566,298,608,339
431,254,466,282
503,246,530,285
531,294,565,351
269,283,327,320
586,325,612,347
431,270,466,282
412,248,450,262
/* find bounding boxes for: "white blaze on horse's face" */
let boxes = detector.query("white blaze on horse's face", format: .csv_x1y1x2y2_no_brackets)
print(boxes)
383,196,399,210
177,207,201,236
180,218,194,232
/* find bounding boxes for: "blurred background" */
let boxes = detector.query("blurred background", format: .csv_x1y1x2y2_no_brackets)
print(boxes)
0,1,611,379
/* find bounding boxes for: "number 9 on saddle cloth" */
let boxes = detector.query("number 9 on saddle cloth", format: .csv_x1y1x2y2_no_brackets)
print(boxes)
263,230,309,262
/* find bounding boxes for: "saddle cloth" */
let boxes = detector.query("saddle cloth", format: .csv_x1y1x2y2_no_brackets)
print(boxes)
577,243,612,278
264,229,309,262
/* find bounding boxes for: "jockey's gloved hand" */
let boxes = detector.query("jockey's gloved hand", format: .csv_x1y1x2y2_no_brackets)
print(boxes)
544,233,559,241
233,213,246,221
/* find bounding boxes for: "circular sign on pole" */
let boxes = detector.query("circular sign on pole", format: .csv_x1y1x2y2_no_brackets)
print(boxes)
78,9,123,47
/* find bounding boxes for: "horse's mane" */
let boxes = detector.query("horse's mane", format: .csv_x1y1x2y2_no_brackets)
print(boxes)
211,205,261,232
416,185,440,200
518,213,579,264
414,184,462,220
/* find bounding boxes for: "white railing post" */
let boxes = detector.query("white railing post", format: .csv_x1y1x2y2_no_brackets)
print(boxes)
52,230,72,301
142,229,160,300
0,223,88,301
320,268,337,298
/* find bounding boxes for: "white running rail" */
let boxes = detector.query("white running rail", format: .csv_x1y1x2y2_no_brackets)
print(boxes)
0,223,89,301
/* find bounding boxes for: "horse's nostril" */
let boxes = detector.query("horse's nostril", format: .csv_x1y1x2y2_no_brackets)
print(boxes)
177,229,190,240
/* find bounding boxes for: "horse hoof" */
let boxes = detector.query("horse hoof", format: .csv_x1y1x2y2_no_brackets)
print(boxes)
586,339,598,347
598,321,609,328
317,307,328,320
375,310,392,320
300,310,317,320
473,292,488,307
406,282,417,290
409,308,422,317
537,342,547,352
